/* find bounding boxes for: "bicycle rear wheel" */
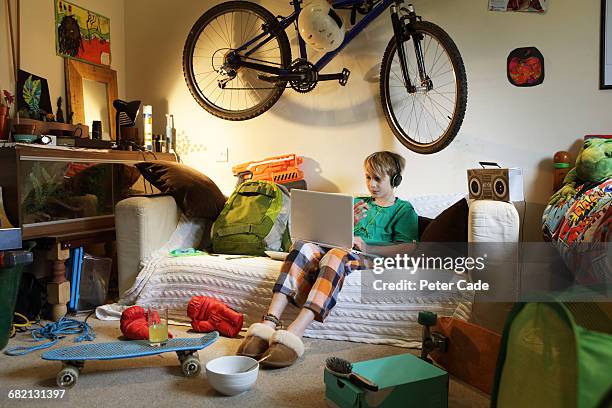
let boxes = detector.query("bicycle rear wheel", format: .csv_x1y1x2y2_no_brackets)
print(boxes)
380,21,467,154
183,1,292,121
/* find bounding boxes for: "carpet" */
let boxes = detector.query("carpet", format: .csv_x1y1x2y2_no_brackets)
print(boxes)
0,319,489,407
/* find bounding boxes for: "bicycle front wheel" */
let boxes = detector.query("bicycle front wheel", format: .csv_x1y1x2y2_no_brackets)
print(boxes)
183,1,292,121
380,21,467,154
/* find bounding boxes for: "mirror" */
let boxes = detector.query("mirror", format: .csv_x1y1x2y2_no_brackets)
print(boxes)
82,79,110,139
65,59,118,140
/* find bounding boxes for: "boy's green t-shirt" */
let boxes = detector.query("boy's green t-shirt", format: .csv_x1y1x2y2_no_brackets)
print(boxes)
353,197,418,245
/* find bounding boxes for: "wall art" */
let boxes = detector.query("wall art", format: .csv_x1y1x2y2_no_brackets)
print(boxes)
16,69,53,120
507,47,545,87
55,0,111,66
489,0,548,13
601,0,612,89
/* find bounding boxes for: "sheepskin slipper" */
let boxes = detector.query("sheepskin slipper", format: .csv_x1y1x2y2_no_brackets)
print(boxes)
261,330,305,368
236,323,275,359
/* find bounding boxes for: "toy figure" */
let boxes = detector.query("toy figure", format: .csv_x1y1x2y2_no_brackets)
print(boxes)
549,137,612,206
56,96,64,123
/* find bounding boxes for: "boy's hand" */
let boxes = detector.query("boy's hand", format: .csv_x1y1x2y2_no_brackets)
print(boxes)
353,201,369,225
353,236,368,252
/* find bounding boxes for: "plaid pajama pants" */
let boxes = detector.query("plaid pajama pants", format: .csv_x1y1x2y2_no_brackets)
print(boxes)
272,240,371,322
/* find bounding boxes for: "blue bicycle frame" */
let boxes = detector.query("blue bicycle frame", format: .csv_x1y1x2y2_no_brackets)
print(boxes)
231,0,399,75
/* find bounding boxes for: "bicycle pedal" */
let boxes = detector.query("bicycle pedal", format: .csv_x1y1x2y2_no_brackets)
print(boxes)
339,68,350,86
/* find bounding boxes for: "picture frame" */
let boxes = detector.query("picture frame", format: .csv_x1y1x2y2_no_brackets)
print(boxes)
601,0,612,89
16,69,53,120
54,0,111,67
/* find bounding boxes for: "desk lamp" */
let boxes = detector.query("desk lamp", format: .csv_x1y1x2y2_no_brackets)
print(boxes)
113,99,141,150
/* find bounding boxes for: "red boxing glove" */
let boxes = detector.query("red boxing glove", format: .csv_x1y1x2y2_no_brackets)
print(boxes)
188,296,244,338
120,306,149,340
120,305,173,340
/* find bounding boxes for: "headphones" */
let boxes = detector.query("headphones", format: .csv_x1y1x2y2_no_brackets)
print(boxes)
390,154,403,188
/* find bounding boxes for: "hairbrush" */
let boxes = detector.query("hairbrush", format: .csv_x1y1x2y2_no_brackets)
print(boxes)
325,357,379,391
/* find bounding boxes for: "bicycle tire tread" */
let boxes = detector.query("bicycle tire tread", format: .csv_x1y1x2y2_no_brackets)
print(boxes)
182,1,292,121
380,21,468,154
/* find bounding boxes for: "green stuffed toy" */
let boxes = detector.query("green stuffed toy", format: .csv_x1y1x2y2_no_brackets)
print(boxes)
549,137,612,206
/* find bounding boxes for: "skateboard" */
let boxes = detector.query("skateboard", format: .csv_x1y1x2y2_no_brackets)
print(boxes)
42,332,219,388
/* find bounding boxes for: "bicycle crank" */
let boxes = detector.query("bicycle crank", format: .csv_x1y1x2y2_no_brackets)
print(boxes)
319,68,351,86
258,61,351,92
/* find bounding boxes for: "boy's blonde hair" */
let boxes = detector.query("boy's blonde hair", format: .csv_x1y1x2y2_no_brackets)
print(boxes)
364,151,406,180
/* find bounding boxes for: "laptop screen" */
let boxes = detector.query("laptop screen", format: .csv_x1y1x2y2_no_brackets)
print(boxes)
290,189,354,249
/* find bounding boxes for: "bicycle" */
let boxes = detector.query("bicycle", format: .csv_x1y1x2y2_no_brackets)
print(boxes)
183,0,467,154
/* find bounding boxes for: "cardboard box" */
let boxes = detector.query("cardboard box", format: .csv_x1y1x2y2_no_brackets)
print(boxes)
467,167,524,202
325,354,448,408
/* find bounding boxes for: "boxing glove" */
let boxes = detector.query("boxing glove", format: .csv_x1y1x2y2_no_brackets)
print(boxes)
120,306,149,340
120,305,173,340
188,296,244,338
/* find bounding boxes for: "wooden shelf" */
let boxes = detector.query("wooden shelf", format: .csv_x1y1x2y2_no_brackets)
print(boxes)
9,118,89,137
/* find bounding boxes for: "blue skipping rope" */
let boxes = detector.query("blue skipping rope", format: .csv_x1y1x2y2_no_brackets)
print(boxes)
4,315,96,356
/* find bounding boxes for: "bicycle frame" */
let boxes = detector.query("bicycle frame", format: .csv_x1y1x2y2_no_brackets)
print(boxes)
231,0,400,76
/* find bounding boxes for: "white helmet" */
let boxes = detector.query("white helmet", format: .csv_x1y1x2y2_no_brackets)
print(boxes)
298,0,345,52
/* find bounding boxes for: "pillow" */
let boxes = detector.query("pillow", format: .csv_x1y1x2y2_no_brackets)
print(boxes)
420,198,468,242
135,161,226,221
418,216,433,239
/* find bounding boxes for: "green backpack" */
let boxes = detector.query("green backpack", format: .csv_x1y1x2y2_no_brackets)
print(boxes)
211,180,291,256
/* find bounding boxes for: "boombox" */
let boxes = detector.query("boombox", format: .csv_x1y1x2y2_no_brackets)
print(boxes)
467,163,524,202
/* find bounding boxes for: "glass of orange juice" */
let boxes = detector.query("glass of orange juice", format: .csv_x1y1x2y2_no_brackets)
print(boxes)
147,306,168,346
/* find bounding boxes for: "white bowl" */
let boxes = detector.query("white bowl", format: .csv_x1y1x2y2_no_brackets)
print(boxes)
205,356,259,396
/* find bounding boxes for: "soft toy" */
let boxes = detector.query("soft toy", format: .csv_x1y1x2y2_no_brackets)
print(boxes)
549,137,612,206
120,306,174,340
187,296,244,338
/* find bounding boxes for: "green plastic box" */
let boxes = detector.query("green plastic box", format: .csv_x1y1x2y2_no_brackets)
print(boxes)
324,354,448,408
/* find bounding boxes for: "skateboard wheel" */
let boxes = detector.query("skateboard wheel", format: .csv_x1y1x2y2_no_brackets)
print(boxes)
181,356,201,377
418,311,438,326
57,366,79,388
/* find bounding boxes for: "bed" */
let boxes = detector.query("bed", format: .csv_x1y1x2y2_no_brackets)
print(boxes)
97,193,519,347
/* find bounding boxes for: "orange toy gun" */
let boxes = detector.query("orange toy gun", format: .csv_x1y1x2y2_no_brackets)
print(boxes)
232,154,304,185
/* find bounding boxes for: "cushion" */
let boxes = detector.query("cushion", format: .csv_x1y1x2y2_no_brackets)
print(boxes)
135,161,226,220
418,216,433,239
420,198,468,242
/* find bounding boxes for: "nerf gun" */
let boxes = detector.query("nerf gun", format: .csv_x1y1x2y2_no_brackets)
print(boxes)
232,154,305,186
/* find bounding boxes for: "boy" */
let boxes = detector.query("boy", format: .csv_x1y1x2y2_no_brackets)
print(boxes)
237,151,418,367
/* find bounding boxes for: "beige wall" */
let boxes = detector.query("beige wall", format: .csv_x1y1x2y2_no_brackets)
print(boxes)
123,0,611,207
6,1,610,241
0,0,125,116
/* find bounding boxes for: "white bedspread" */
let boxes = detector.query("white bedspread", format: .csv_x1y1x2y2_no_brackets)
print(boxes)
98,193,472,348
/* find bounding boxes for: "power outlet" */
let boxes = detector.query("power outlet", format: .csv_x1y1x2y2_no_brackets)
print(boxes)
215,146,228,162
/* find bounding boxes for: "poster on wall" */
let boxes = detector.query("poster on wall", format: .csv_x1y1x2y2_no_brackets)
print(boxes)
16,69,53,120
507,47,544,87
489,0,548,12
602,0,612,89
54,0,111,66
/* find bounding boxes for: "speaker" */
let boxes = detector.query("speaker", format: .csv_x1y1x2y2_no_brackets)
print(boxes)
467,166,523,202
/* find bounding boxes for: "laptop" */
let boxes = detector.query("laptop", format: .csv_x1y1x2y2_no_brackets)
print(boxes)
290,189,377,257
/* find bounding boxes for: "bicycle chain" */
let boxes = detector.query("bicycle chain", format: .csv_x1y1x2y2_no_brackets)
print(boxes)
215,52,285,90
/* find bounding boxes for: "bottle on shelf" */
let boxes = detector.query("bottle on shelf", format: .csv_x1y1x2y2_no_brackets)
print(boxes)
143,105,153,151
553,151,571,192
165,114,176,153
